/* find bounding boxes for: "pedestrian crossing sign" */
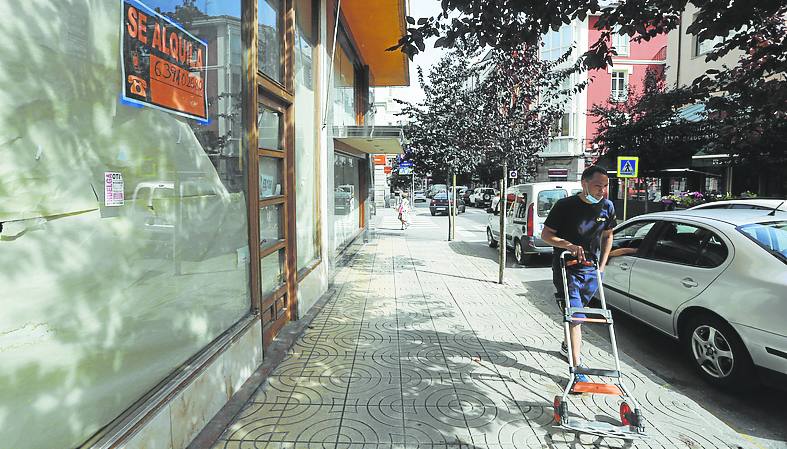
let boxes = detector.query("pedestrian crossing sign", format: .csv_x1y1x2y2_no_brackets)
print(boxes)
617,156,639,178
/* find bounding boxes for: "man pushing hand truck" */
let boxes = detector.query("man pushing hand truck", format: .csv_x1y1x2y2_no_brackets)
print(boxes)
541,165,645,438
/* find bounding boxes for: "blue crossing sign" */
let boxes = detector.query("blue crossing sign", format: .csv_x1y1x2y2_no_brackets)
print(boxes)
617,156,639,178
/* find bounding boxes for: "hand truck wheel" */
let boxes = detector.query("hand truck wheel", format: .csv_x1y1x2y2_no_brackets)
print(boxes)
553,395,567,425
619,402,641,428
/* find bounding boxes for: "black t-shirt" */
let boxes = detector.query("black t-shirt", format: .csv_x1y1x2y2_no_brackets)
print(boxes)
543,194,617,262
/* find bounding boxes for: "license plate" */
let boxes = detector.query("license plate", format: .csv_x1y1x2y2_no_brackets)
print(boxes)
436,207,446,211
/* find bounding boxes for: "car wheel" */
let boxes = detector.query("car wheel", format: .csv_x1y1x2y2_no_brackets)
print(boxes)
514,239,524,265
430,210,436,216
460,205,466,213
487,228,498,248
682,313,755,390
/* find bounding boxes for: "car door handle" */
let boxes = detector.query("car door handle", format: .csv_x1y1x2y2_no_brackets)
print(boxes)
681,277,698,288
618,263,630,271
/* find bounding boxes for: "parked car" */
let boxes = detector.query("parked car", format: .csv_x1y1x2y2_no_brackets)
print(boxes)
449,185,468,198
461,188,473,204
427,184,447,198
470,187,496,207
413,190,427,203
486,181,582,265
602,208,787,390
430,192,466,216
689,198,786,211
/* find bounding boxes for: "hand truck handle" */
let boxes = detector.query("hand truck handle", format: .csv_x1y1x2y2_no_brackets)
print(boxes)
559,249,598,268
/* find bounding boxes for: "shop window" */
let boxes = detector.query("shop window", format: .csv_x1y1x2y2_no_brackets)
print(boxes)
259,204,285,251
259,157,284,198
295,0,320,270
259,0,284,83
333,153,361,250
0,1,249,448
261,248,286,298
259,107,282,150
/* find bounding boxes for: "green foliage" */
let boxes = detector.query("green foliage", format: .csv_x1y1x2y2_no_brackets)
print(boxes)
591,68,709,170
397,42,574,181
392,1,786,177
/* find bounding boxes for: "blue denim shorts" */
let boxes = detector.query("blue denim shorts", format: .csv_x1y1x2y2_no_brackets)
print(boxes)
554,267,600,319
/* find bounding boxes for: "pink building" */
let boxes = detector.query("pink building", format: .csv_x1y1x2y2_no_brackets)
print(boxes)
536,17,667,182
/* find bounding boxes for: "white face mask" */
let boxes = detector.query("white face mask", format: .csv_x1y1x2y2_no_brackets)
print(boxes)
583,185,601,204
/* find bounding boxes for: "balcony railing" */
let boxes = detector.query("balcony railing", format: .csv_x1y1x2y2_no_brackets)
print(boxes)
654,45,667,61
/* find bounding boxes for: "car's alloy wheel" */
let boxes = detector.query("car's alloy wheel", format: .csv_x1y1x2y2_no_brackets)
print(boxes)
690,324,735,379
514,239,524,264
683,314,753,390
487,228,498,248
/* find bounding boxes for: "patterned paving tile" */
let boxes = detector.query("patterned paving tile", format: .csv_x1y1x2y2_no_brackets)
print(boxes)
211,224,754,449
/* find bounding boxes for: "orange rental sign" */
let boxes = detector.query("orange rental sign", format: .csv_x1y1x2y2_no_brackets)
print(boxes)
121,0,208,121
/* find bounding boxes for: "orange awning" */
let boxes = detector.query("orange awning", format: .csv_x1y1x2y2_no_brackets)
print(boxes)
341,0,410,86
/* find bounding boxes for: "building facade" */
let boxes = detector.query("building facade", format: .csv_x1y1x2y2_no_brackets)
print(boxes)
537,17,667,182
0,1,408,448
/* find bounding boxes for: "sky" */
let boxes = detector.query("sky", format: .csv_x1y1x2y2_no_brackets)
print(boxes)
394,0,448,104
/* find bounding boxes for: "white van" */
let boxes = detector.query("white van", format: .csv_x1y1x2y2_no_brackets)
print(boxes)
487,181,582,265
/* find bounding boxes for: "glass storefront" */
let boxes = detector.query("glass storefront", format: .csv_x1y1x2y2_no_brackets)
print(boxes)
295,0,319,270
333,153,362,249
259,0,284,83
0,1,249,448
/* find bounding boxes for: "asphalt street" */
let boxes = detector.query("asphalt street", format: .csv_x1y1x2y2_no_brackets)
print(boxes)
398,201,787,449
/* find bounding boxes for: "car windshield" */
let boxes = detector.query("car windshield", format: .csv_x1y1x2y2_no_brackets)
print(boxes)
537,189,568,217
434,193,447,199
737,220,787,264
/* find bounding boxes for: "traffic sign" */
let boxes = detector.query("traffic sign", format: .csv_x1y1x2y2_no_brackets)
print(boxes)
399,160,414,168
617,156,639,178
398,167,413,175
509,170,518,179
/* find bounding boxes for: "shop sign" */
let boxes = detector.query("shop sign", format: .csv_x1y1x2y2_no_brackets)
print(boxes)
398,167,413,175
104,172,125,206
384,166,392,174
373,155,387,165
121,0,209,122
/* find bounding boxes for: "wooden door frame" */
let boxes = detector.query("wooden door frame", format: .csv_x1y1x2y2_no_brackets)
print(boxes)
247,0,298,349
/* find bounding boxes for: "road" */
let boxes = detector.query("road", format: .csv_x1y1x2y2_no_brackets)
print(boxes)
381,201,787,449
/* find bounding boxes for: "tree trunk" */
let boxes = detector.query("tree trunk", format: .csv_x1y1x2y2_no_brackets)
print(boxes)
451,173,457,240
447,173,452,241
498,162,507,284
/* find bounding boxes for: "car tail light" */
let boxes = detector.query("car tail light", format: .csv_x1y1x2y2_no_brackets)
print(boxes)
527,204,534,236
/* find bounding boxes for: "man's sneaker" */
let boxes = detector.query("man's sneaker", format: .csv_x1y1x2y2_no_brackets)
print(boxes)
570,367,591,394
560,341,569,360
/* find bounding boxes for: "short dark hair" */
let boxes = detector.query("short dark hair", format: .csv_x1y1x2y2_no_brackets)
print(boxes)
581,165,608,181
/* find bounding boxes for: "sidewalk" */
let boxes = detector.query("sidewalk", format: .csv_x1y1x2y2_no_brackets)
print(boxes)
207,209,751,449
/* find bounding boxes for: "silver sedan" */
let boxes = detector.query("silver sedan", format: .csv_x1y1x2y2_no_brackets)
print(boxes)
601,209,787,390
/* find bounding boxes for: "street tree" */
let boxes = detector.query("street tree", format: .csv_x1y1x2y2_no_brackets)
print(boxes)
392,1,786,195
397,48,485,240
474,43,575,282
591,68,708,170
392,1,785,75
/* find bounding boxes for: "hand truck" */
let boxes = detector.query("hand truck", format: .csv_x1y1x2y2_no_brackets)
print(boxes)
552,251,646,439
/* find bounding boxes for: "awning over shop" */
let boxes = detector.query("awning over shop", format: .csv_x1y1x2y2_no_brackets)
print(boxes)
660,168,722,177
333,125,404,155
341,0,410,86
691,152,732,168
